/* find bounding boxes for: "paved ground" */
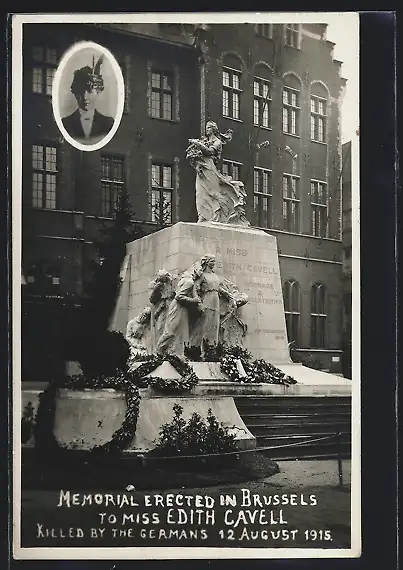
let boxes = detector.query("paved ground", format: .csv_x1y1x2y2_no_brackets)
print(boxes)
20,459,353,550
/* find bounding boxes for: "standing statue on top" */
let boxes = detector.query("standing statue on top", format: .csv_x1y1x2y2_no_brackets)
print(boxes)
186,121,250,226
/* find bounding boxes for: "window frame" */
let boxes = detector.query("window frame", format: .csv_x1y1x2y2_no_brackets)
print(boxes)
31,45,58,96
222,159,242,181
255,23,273,39
150,162,174,225
310,282,327,348
282,173,301,233
310,94,328,143
253,166,272,228
222,65,242,121
310,179,328,237
149,69,174,121
31,143,58,210
100,155,126,218
282,86,301,136
284,23,301,49
253,75,272,129
283,279,301,346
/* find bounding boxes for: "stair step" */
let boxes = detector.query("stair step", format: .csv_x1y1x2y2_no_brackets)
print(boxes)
244,414,351,425
247,423,350,436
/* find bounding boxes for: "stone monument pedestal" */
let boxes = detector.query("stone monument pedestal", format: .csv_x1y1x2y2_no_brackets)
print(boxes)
112,221,291,364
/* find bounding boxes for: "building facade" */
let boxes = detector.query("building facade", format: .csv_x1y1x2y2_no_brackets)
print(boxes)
341,140,352,378
21,21,346,379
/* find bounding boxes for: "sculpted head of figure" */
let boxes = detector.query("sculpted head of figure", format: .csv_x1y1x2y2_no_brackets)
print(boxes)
200,253,216,271
205,121,219,137
138,306,152,324
156,269,171,283
192,264,204,280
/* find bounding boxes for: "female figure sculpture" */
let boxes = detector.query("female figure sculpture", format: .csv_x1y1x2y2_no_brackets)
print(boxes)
156,266,204,359
186,121,250,226
148,269,175,350
126,307,152,357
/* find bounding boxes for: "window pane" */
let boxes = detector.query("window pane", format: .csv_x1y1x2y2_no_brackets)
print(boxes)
152,165,160,186
262,83,270,99
151,91,160,118
222,90,229,116
46,68,55,96
151,72,161,88
223,71,230,87
32,145,43,170
253,99,259,125
291,92,297,106
32,67,43,93
283,107,288,132
232,92,240,119
262,171,269,194
163,93,172,120
45,174,56,209
46,47,57,64
311,98,316,113
45,147,57,171
283,89,288,104
253,170,259,191
262,104,269,127
222,162,229,177
311,115,316,139
162,166,172,188
253,81,260,96
233,164,240,180
162,74,172,91
232,73,240,90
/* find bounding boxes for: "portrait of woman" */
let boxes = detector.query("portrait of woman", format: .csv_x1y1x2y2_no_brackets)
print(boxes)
52,41,124,151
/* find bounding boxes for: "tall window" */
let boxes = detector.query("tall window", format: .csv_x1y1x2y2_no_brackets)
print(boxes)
254,76,271,128
32,144,57,209
282,175,300,232
101,156,125,217
222,160,242,181
311,95,327,142
254,167,272,228
150,70,173,120
283,86,300,135
255,24,273,38
284,24,301,48
283,279,300,346
32,46,57,95
222,67,242,120
311,180,328,237
311,283,326,348
150,163,173,224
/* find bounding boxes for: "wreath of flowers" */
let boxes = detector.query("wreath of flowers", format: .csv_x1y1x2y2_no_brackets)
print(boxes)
33,354,199,456
220,345,297,386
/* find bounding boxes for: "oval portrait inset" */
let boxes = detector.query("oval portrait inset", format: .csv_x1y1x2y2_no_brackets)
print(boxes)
52,41,124,151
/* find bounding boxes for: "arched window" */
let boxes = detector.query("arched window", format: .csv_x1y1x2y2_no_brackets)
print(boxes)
282,74,301,136
311,83,329,143
311,283,326,348
253,64,272,129
222,54,242,120
283,279,300,346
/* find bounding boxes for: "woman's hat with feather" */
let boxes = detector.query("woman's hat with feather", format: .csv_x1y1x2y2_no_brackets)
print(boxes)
70,53,105,95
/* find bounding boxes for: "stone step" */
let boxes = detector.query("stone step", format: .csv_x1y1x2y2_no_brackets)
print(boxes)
247,421,351,436
242,411,351,425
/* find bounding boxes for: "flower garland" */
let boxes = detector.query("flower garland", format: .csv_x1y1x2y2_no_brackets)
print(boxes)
220,346,297,386
34,354,198,456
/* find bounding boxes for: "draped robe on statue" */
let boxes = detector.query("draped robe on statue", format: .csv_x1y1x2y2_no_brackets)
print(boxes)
188,137,248,225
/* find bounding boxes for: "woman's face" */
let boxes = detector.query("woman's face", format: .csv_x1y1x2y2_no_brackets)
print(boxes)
207,258,216,269
205,124,214,136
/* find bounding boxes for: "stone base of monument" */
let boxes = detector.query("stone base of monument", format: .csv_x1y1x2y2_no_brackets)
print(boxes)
21,382,256,452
